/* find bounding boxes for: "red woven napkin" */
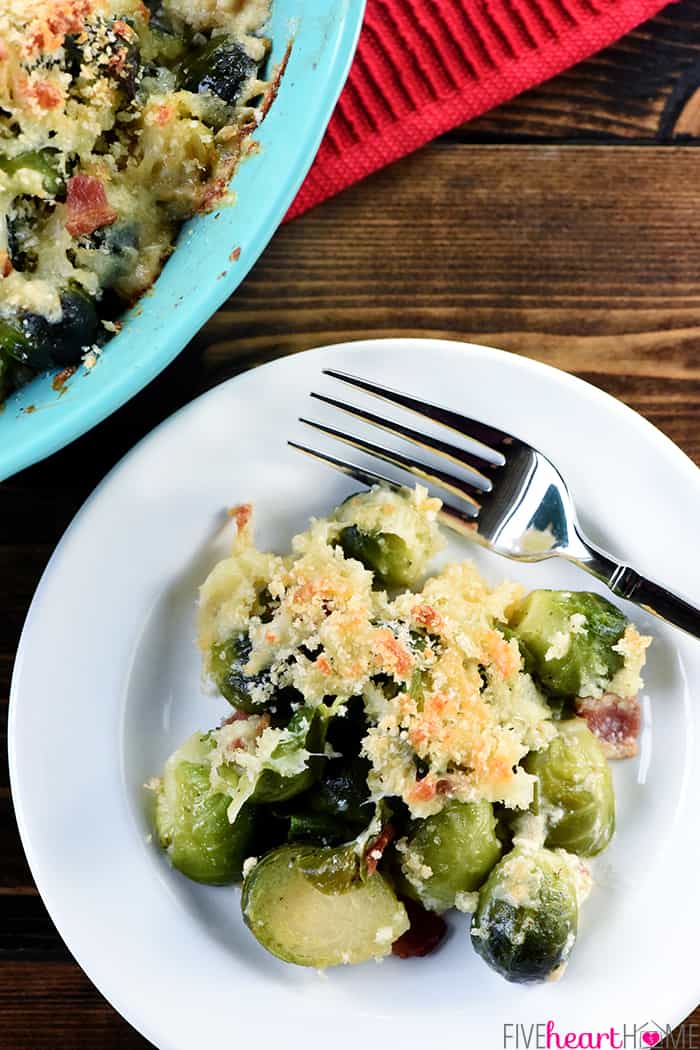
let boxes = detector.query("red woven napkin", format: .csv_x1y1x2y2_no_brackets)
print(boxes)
287,0,670,219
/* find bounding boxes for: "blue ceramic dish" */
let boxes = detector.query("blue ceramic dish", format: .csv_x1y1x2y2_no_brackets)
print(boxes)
0,0,364,482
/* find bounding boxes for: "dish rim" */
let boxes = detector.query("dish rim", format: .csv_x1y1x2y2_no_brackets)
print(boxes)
0,0,366,482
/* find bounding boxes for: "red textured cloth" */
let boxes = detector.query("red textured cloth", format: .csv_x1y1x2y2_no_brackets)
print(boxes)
287,0,670,219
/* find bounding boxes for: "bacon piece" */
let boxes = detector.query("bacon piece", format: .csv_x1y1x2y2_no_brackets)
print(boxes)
27,79,63,109
392,898,447,959
0,251,12,277
220,710,251,726
65,175,118,237
412,604,443,632
575,695,641,759
373,629,413,678
364,822,395,876
408,776,438,804
26,0,94,56
228,502,252,533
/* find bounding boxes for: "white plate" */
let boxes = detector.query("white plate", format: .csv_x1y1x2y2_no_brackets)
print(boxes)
10,339,700,1050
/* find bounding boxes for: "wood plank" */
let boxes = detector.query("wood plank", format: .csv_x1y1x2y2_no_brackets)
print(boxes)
199,143,700,462
459,0,700,141
0,963,151,1049
0,795,35,896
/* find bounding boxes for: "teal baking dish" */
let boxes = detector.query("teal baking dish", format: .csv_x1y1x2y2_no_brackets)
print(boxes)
0,1,364,481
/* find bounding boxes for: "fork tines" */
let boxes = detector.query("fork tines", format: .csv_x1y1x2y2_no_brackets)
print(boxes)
289,370,512,522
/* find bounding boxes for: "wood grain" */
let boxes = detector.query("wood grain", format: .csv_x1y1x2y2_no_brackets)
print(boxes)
461,0,700,141
2,3,699,1046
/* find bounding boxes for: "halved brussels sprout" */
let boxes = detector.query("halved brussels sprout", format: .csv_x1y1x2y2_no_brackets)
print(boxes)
524,719,614,857
241,843,409,966
334,486,442,588
471,846,579,983
399,801,502,911
210,632,270,713
178,37,256,102
155,734,256,884
210,630,299,718
509,590,628,698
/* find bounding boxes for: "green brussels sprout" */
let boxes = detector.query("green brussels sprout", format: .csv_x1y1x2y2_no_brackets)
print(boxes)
17,286,99,369
251,706,327,805
281,756,372,846
333,486,442,588
0,319,32,362
65,22,141,99
178,37,256,103
399,801,502,911
338,525,416,589
286,811,349,846
308,756,372,826
0,330,33,400
325,695,369,754
210,631,299,718
241,843,409,966
509,590,628,698
471,846,579,983
155,734,256,884
524,719,615,857
75,222,139,289
0,150,63,196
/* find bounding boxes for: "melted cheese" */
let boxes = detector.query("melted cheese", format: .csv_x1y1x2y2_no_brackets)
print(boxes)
0,0,272,324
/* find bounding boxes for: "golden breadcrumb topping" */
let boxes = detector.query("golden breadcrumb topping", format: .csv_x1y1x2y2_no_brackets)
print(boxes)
196,486,651,820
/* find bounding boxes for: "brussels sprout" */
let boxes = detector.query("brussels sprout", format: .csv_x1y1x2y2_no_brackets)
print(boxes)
76,223,139,289
338,525,416,589
155,735,256,884
210,631,299,717
282,756,371,846
16,286,99,369
334,486,442,588
65,23,141,98
399,801,502,911
241,843,409,966
509,590,628,698
308,756,372,826
286,811,349,846
0,329,32,400
524,719,614,857
0,150,63,196
178,37,256,103
0,319,32,362
471,846,579,983
251,706,327,805
325,695,369,754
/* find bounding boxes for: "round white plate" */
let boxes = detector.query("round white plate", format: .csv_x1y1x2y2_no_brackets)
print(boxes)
10,339,700,1050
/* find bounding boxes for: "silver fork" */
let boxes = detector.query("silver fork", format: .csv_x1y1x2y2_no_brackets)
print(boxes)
289,368,700,639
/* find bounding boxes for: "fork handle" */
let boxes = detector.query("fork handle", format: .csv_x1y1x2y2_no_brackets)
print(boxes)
577,541,700,640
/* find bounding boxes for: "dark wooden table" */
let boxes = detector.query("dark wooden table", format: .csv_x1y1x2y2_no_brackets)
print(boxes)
3,3,700,1047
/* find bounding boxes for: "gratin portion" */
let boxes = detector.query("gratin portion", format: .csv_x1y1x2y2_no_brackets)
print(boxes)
197,487,648,819
0,0,274,398
152,484,651,978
